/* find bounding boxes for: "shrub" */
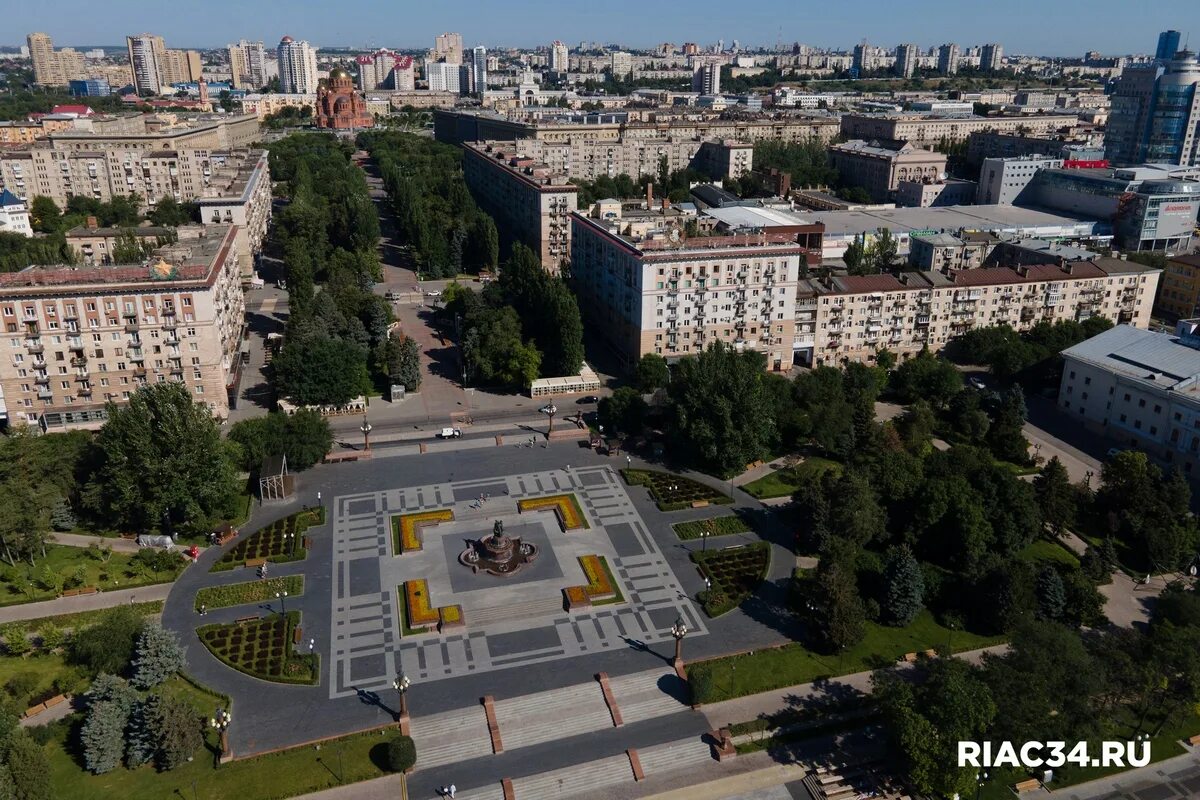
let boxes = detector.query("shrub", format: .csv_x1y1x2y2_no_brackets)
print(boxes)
385,734,417,772
70,606,145,676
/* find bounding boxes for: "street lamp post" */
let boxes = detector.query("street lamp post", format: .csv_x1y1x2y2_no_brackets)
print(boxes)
1084,469,1094,489
360,415,372,452
210,708,232,762
670,616,688,676
393,672,412,733
701,528,709,552
974,771,989,800
275,590,287,617
548,396,556,435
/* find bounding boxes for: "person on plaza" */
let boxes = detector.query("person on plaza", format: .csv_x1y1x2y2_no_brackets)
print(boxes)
449,786,456,798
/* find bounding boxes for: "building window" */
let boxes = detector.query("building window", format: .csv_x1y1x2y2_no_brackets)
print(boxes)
1154,405,1161,414
1138,399,1146,408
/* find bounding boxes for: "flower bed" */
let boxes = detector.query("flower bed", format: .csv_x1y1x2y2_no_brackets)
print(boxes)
439,604,464,630
672,515,752,541
517,494,589,530
620,469,732,511
691,542,771,617
390,509,454,555
194,575,304,611
404,580,439,630
210,507,322,572
563,555,624,609
197,611,318,685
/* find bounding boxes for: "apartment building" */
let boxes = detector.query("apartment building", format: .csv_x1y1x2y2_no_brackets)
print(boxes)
65,223,177,265
0,191,32,238
0,225,244,431
828,140,948,202
1154,254,1200,320
840,113,1080,146
0,114,262,210
193,149,273,278
126,34,201,94
1058,321,1200,476
27,33,88,87
976,156,1064,204
238,93,316,120
461,142,578,272
571,210,818,371
228,40,267,90
796,258,1159,367
277,37,319,94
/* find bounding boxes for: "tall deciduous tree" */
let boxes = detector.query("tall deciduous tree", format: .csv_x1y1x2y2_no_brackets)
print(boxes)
70,607,145,677
1034,456,1075,534
598,386,647,435
635,353,670,392
273,335,372,406
4,732,50,800
83,383,238,533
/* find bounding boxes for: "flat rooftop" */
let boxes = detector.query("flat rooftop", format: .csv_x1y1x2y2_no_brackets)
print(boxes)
1063,325,1200,400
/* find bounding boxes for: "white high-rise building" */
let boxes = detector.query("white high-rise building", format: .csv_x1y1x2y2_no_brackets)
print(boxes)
277,36,319,94
126,34,164,94
610,51,632,80
228,39,267,90
895,44,918,78
425,60,462,94
692,60,720,95
981,43,1004,72
550,40,569,72
937,43,961,76
471,46,488,97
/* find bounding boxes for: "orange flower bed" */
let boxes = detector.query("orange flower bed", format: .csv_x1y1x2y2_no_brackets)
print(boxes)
392,509,454,554
518,494,588,530
564,585,591,609
404,579,439,629
579,555,615,599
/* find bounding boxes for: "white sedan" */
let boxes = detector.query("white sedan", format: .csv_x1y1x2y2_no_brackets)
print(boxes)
539,404,558,415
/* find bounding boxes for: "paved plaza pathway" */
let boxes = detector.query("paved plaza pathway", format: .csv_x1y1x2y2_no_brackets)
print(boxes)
0,583,171,624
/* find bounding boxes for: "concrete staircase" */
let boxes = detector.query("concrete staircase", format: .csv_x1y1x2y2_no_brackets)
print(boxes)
637,738,716,777
493,681,613,750
409,705,495,770
508,753,633,800
463,596,565,627
607,669,690,725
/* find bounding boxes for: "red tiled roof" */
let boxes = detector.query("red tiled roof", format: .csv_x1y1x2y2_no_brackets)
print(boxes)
50,105,94,116
837,274,907,293
950,262,1106,286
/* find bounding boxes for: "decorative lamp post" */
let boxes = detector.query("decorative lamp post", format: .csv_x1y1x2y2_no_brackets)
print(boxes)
275,590,287,617
1084,470,1093,489
974,771,990,800
548,396,556,435
393,671,412,732
670,615,688,674
360,415,373,452
210,708,232,762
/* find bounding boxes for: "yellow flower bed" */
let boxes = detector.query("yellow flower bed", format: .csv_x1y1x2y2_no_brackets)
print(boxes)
579,555,615,598
439,604,463,625
393,509,454,553
518,494,588,530
405,579,439,629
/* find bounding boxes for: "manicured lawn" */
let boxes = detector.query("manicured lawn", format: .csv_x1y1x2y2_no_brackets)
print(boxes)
45,722,395,800
194,576,304,611
1019,538,1081,569
691,542,770,617
621,469,732,511
672,515,751,541
688,610,1005,704
742,457,843,499
197,611,318,685
0,546,185,607
0,651,89,710
18,601,163,637
211,507,323,572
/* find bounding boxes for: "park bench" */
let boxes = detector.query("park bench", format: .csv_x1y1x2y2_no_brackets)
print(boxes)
61,586,99,598
244,557,267,568
293,626,303,644
1187,733,1200,746
902,652,918,663
214,527,237,545
21,703,47,719
690,500,709,509
1014,779,1041,793
234,615,259,625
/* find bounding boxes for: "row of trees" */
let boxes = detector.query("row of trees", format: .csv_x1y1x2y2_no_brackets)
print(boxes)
947,317,1115,383
267,132,399,406
444,243,585,385
363,130,499,279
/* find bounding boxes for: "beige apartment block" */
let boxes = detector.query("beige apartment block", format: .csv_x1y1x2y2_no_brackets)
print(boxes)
571,209,813,372
65,223,179,265
195,150,273,278
462,142,578,272
238,93,316,120
839,113,1080,146
0,225,245,431
797,258,1160,367
27,32,89,87
828,140,947,202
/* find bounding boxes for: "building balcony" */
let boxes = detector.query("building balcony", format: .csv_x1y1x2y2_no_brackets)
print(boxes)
74,372,89,382
23,324,40,337
25,342,44,354
77,387,92,397
70,356,87,367
124,322,139,333
37,389,52,400
128,351,144,362
67,339,84,351
133,367,147,378
34,373,49,385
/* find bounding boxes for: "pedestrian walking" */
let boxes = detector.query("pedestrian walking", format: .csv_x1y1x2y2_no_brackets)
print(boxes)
449,785,456,798
199,604,207,616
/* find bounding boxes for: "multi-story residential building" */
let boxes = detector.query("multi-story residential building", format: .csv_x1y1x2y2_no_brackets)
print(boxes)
393,57,416,91
798,257,1159,367
194,149,272,278
692,61,721,95
894,44,918,78
965,130,1093,165
277,36,319,94
462,142,578,272
1057,319,1200,476
840,113,1080,147
694,140,754,180
65,222,177,265
425,61,463,94
896,178,977,208
0,191,32,238
356,49,400,91
550,41,569,72
908,232,998,270
1154,254,1200,320
126,34,200,94
0,224,245,430
472,46,488,97
610,51,633,80
980,43,1004,72
0,114,263,211
68,79,112,97
977,155,1065,204
434,32,463,65
1105,50,1200,167
238,93,316,120
571,208,821,371
828,140,948,202
937,43,961,76
27,33,88,87
228,40,267,90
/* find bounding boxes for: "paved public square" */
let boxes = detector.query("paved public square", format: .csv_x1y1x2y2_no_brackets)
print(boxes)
328,465,708,698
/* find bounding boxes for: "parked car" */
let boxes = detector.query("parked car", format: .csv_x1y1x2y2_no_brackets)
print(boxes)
425,290,442,298
968,376,987,390
385,291,402,301
577,395,600,404
438,427,462,439
539,404,558,415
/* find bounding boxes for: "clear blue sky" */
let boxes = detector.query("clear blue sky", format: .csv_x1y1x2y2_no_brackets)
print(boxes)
7,0,1198,55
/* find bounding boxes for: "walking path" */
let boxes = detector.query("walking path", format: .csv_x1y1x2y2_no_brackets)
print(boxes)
49,532,208,555
0,583,170,624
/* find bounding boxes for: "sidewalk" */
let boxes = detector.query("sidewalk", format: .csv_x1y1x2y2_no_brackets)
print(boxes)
49,532,207,555
0,583,171,624
294,774,406,800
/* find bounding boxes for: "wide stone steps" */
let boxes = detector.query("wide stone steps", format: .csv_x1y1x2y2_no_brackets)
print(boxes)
608,669,690,725
409,705,494,769
450,785,506,800
493,683,612,750
637,738,714,777
464,596,564,627
508,753,632,800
